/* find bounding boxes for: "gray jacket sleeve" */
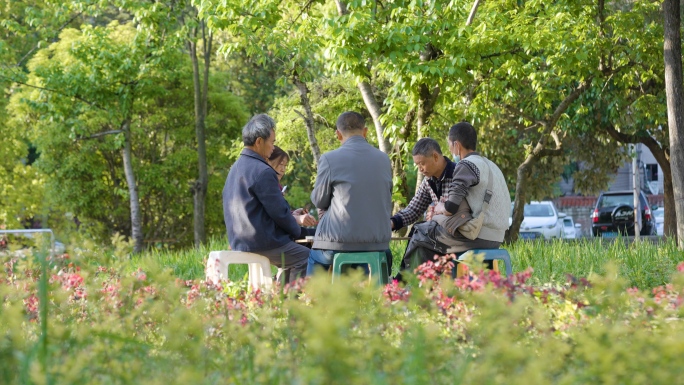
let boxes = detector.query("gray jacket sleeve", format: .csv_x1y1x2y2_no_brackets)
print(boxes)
444,160,480,214
254,169,302,238
310,155,332,210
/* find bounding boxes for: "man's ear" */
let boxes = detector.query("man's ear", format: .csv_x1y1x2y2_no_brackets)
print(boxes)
433,150,441,161
362,127,368,138
336,129,343,141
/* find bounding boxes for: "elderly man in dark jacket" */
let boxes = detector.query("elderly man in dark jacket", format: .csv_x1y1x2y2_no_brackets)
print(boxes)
223,114,309,283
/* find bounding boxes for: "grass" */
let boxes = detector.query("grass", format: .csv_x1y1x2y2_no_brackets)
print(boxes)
133,237,409,282
506,236,683,288
132,236,682,289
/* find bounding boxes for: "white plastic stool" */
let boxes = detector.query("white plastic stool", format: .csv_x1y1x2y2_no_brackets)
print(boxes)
206,251,273,290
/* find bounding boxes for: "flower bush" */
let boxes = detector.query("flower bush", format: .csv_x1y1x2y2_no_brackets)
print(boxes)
2,246,684,384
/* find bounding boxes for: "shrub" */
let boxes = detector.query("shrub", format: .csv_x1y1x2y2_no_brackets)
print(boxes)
2,244,684,384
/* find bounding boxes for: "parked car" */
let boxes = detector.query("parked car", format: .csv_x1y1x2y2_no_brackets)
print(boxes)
562,217,582,239
653,207,665,236
512,201,565,239
590,190,657,237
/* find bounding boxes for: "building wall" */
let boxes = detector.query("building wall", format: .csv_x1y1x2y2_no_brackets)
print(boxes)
558,143,664,196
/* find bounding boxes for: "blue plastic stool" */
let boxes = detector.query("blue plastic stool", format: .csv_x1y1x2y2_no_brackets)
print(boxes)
332,252,389,285
456,249,513,277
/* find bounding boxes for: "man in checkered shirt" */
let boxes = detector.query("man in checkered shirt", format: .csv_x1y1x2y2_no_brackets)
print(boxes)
391,138,455,232
391,138,456,268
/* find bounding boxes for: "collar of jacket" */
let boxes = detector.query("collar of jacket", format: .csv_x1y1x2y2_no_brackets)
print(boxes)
462,151,481,160
341,135,369,146
432,156,455,183
240,148,271,166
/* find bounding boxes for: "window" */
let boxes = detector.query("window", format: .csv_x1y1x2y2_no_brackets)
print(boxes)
599,194,635,208
523,204,554,217
646,164,658,181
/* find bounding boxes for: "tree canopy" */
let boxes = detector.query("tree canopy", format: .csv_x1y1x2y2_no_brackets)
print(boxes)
1,0,681,247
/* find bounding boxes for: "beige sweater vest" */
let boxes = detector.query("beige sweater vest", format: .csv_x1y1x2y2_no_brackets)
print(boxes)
462,155,512,242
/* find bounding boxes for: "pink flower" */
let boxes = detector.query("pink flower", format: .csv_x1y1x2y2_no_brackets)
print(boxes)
677,262,684,273
383,280,411,302
64,273,84,289
24,293,39,315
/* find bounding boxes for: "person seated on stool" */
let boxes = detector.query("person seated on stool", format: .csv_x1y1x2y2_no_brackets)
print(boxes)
307,111,393,275
267,146,317,235
222,114,311,284
392,122,511,272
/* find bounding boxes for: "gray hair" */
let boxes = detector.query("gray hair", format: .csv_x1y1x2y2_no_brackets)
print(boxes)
412,137,442,157
242,114,275,146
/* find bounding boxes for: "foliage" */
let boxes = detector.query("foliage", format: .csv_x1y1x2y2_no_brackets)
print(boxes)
269,74,369,208
6,23,248,245
3,240,684,383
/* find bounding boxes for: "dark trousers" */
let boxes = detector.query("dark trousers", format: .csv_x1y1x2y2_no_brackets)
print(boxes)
257,242,309,284
401,225,499,272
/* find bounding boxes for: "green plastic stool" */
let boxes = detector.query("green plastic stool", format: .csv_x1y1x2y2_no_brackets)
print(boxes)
458,249,513,276
332,252,389,285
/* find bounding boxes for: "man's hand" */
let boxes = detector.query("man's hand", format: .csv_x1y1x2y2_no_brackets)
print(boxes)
297,213,318,227
434,202,452,216
425,204,435,221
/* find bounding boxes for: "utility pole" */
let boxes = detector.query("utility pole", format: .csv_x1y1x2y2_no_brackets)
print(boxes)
632,144,641,241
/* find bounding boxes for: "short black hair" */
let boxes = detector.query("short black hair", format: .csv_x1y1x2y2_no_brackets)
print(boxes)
448,122,477,151
336,111,365,133
412,138,442,157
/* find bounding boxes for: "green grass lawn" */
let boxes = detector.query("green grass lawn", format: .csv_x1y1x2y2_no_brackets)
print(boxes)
135,237,683,289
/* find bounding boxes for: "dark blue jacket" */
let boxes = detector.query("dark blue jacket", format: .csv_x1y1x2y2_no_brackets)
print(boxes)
223,148,303,252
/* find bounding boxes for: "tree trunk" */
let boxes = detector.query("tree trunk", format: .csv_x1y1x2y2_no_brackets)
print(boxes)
507,137,564,242
188,24,211,248
603,124,676,238
293,75,322,166
335,0,390,155
357,81,391,154
663,169,677,237
334,0,347,15
466,0,482,26
414,83,440,195
663,0,684,247
392,108,416,217
508,156,535,243
121,119,143,253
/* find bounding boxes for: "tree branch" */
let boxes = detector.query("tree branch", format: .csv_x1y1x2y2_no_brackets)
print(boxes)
548,79,592,129
480,47,522,60
0,74,106,111
293,109,307,121
537,147,564,157
15,11,85,68
466,0,482,26
288,0,316,30
503,103,540,126
76,129,123,140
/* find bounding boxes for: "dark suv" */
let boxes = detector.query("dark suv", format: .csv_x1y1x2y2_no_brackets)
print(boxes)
591,190,657,237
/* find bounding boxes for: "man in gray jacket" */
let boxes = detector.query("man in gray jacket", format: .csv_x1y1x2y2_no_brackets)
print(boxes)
307,111,393,274
223,114,310,283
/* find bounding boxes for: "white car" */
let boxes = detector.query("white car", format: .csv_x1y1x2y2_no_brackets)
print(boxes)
653,207,665,236
562,217,582,239
512,201,565,239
